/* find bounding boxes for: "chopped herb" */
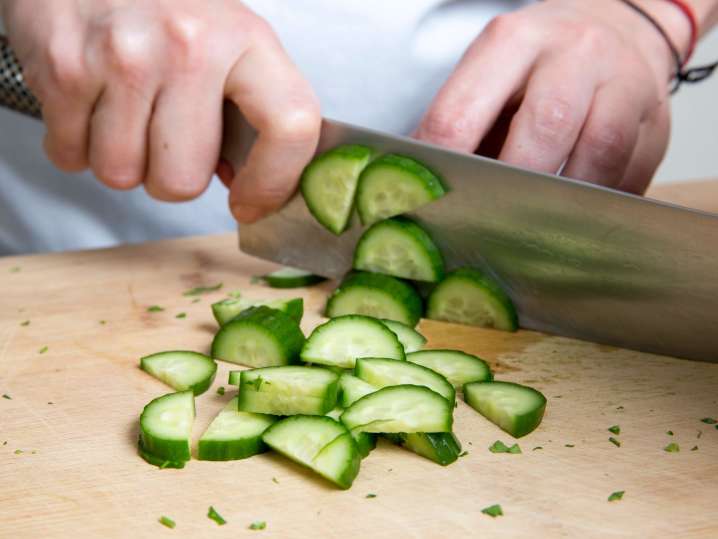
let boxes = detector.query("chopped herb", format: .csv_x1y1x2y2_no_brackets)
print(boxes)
2,441,6,445
20,320,30,326
532,446,543,451
38,346,48,354
481,504,503,518
14,449,23,454
216,386,225,396
272,477,279,484
607,491,624,502
697,430,703,439
248,521,266,530
565,444,575,448
454,401,458,408
616,405,624,410
664,442,680,453
183,283,223,296
2,394,11,400
489,440,521,454
191,298,201,304
9,266,20,273
147,305,164,312
459,451,469,457
159,516,175,529
229,290,242,299
553,395,562,399
365,493,377,498
47,402,54,405
175,312,187,319
715,425,718,431
250,276,262,284
691,445,699,451
666,430,674,436
99,320,107,325
608,425,620,435
609,437,621,448
700,417,717,424
207,506,226,526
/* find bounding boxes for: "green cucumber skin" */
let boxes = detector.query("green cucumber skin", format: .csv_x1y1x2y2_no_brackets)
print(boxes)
406,349,493,388
262,273,326,289
380,319,427,353
353,217,445,283
325,271,423,327
300,144,375,235
325,406,376,458
212,297,304,326
427,268,518,331
356,154,446,225
139,351,217,396
137,439,186,469
384,432,461,466
463,381,547,438
139,391,194,463
211,306,305,367
228,370,240,386
197,437,268,461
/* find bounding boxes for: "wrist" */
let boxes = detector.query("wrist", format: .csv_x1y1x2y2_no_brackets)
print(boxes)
631,0,692,60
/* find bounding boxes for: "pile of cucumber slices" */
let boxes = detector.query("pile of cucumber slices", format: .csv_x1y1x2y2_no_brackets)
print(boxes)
135,145,546,489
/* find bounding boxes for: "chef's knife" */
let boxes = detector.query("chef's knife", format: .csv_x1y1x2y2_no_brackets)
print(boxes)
3,36,717,362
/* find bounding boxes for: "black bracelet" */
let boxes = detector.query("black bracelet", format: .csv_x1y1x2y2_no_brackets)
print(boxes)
616,0,717,93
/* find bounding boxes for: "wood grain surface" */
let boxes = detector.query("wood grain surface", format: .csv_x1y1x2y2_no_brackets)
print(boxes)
1,183,717,538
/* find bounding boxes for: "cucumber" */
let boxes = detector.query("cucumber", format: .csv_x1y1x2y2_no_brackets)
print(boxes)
212,297,303,326
325,272,423,327
426,268,518,331
211,306,305,367
340,385,453,434
356,154,446,225
140,351,217,396
354,357,455,405
260,267,326,288
198,397,277,461
463,381,546,438
384,432,462,466
381,319,427,353
407,349,492,388
301,314,405,369
228,370,240,386
262,415,361,489
353,217,444,282
300,144,375,234
326,407,377,458
339,373,377,407
237,366,339,416
139,391,195,467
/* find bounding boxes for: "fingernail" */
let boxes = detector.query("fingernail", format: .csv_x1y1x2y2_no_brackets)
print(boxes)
232,204,263,223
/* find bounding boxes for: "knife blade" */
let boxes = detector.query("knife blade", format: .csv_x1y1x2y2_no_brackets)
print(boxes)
222,106,718,363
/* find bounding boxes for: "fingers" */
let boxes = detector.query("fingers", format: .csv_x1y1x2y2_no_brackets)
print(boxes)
561,82,643,188
414,14,539,152
498,52,597,174
41,96,94,172
225,34,320,223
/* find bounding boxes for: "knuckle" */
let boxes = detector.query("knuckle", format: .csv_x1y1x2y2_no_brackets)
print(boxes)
483,13,523,41
527,95,576,145
420,109,471,143
582,122,632,165
253,181,294,209
44,40,85,92
163,13,209,70
102,26,152,83
264,104,321,144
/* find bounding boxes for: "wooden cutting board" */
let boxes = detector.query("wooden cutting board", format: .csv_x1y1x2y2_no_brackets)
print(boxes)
1,184,717,538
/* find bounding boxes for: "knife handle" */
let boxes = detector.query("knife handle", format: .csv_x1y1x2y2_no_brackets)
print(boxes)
0,35,42,119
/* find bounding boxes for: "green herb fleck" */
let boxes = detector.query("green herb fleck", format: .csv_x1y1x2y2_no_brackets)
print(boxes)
9,266,20,273
183,283,223,297
159,516,175,529
216,386,225,396
715,425,718,431
248,521,266,530
609,437,621,448
608,491,624,502
697,430,703,439
664,442,680,453
700,417,717,424
20,320,30,326
691,445,698,451
191,298,201,304
481,504,503,518
365,493,377,498
175,312,187,319
47,402,53,405
2,394,11,400
14,449,23,454
250,276,262,285
207,506,226,526
2,441,6,445
565,444,575,448
608,425,620,435
147,305,164,312
616,405,624,411
99,320,107,325
459,451,469,457
272,477,279,484
532,446,543,451
38,346,48,354
229,290,242,299
489,440,521,454
666,430,674,436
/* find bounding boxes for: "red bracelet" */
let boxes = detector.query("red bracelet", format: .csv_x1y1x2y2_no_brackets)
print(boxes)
663,0,698,66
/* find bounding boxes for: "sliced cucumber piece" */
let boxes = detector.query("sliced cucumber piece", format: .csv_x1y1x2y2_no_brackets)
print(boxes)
381,319,427,353
463,381,546,438
326,407,377,458
354,217,444,282
301,314,405,369
139,391,195,466
262,415,360,489
339,373,377,407
140,351,217,396
356,154,446,225
341,385,452,434
384,432,462,466
426,268,518,331
237,366,339,416
212,297,303,326
301,144,375,234
197,397,277,461
354,357,455,405
260,267,326,288
211,306,305,367
325,272,423,327
407,349,492,388
228,370,241,386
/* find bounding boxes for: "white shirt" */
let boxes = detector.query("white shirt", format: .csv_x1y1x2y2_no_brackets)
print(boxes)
0,0,529,255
